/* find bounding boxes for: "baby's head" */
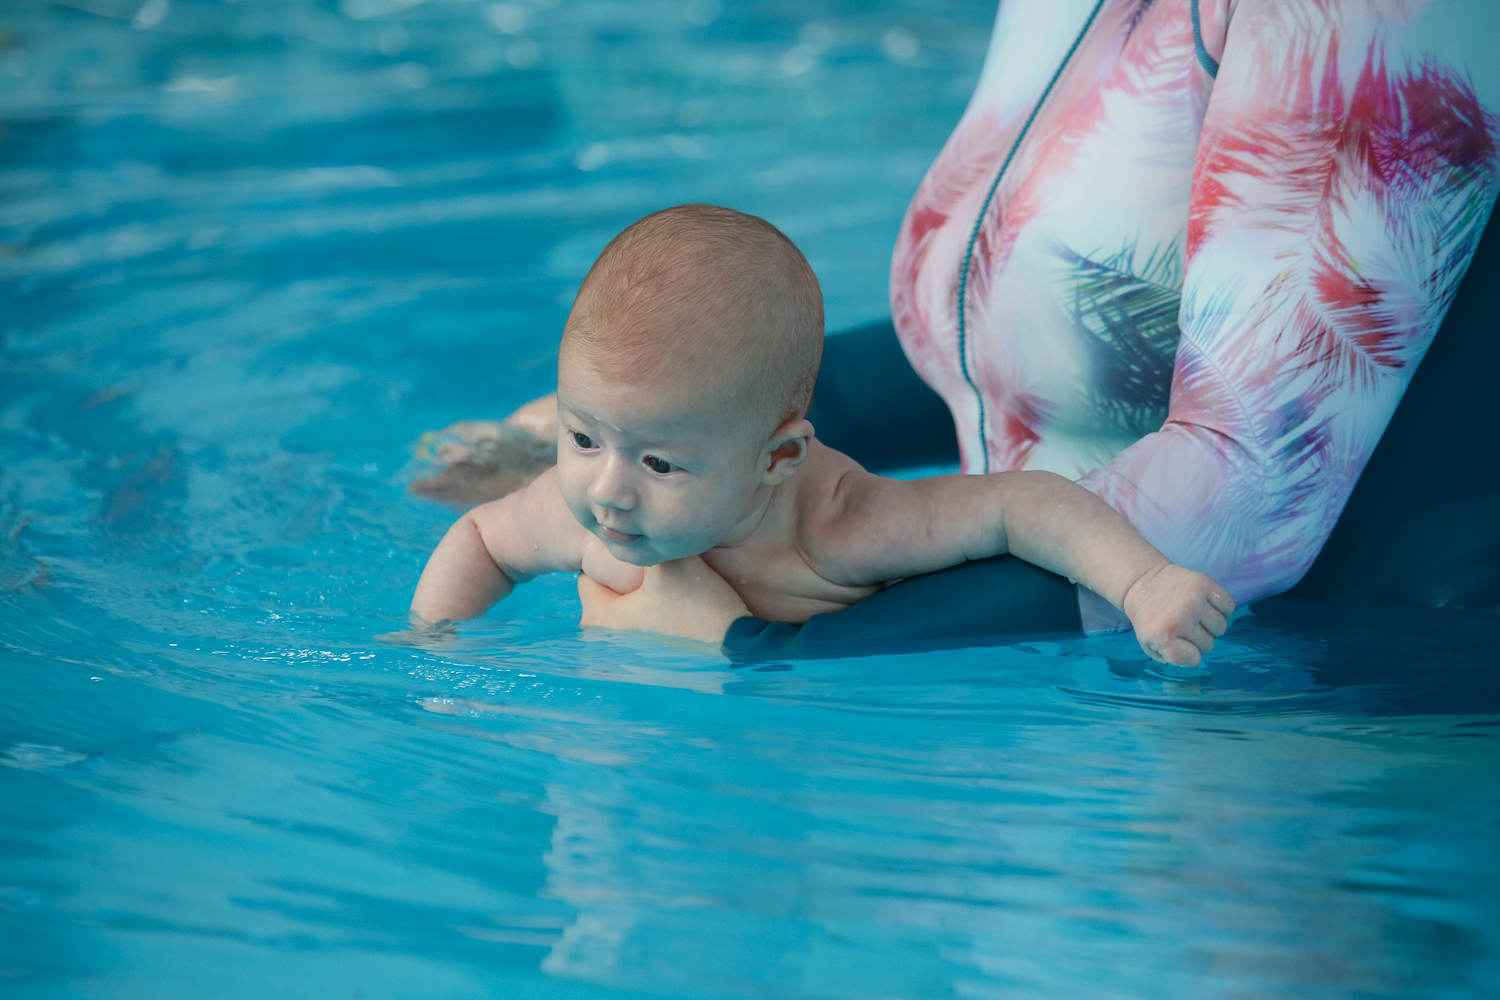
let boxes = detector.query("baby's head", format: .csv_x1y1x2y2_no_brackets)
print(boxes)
554,204,824,565
562,203,823,432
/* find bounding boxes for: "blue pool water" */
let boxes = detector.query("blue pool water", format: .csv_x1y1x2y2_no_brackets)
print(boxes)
4,1,1500,997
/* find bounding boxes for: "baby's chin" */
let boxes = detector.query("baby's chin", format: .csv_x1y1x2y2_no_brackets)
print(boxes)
595,533,659,566
600,534,709,567
607,546,659,567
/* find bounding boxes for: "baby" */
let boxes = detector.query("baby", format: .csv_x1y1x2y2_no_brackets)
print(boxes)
411,204,1235,665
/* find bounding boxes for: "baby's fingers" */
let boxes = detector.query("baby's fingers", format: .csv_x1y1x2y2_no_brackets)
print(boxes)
1207,588,1236,617
1140,634,1204,668
1140,618,1222,666
1203,604,1229,638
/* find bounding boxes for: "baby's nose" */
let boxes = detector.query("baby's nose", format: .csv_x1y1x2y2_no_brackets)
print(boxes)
587,455,636,509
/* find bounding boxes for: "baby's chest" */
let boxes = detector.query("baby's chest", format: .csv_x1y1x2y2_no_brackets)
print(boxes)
703,544,878,625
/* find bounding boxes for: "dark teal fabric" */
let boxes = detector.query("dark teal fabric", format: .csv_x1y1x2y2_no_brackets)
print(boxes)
723,553,1082,660
806,319,959,472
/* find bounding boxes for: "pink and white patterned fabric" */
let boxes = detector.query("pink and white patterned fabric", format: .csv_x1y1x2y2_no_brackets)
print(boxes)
891,0,1500,615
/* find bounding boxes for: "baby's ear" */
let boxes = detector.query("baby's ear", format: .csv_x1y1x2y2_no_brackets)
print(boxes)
762,418,814,485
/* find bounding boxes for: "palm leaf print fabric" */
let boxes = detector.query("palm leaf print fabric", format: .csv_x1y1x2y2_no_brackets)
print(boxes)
889,0,1500,616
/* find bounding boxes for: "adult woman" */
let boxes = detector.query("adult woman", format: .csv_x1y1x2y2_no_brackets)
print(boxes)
427,0,1500,650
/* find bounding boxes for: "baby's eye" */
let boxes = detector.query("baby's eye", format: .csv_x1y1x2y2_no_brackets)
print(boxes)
641,454,677,475
570,431,596,450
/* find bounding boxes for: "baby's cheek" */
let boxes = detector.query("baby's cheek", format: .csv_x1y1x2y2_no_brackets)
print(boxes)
680,516,733,556
648,489,726,556
555,482,591,529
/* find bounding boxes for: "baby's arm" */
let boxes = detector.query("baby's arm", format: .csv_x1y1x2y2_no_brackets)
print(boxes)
410,468,593,625
806,467,1234,665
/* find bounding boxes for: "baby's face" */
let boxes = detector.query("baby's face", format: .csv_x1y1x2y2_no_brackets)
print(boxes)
554,351,775,567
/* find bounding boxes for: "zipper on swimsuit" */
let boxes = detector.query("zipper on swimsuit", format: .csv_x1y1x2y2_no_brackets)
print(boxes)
955,0,1109,474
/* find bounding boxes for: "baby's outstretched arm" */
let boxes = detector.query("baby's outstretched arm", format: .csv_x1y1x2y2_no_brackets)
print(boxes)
410,468,591,625
805,466,1235,665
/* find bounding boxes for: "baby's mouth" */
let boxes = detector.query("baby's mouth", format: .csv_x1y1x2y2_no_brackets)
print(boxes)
598,525,643,544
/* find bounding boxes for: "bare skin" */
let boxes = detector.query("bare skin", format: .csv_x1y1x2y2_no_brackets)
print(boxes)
411,357,1235,666
577,555,750,641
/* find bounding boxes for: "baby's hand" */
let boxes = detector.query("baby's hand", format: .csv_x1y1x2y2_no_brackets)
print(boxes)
376,613,458,647
578,556,750,644
1120,563,1235,667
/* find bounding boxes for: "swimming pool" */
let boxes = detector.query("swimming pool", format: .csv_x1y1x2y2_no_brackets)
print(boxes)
3,0,1499,996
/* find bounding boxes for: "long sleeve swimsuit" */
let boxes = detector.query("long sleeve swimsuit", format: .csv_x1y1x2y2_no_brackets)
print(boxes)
888,0,1500,627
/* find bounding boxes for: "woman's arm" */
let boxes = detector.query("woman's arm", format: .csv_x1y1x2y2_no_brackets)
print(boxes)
1079,1,1500,608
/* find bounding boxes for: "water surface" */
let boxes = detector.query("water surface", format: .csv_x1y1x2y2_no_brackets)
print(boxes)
3,2,1499,997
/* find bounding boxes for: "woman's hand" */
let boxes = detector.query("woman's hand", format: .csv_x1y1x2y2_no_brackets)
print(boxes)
409,394,558,506
577,556,750,645
1121,563,1236,667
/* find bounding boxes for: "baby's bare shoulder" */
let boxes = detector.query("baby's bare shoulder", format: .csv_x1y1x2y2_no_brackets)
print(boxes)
790,442,880,556
795,441,864,502
469,468,590,576
791,444,983,588
469,465,559,528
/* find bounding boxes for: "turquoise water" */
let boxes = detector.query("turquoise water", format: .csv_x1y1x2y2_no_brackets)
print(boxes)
4,1,1500,997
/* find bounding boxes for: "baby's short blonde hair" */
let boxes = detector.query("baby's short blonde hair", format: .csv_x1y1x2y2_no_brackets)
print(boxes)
561,204,823,431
